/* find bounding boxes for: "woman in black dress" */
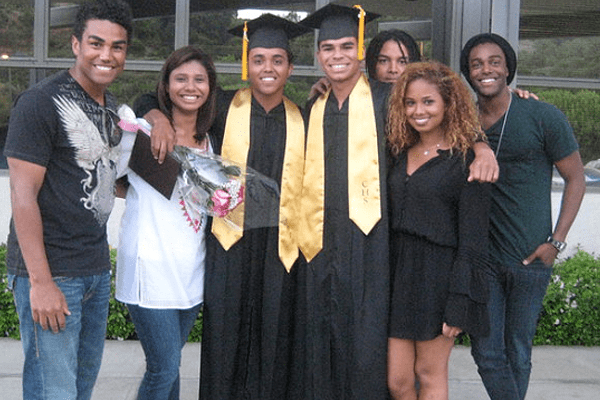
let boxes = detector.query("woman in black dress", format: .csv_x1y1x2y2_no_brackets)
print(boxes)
386,61,491,400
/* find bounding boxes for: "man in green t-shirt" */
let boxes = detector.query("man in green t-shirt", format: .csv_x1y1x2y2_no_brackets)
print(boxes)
460,33,586,400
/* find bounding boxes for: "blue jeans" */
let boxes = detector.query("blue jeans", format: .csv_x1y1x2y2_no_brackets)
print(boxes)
470,260,552,400
9,272,111,400
126,303,202,400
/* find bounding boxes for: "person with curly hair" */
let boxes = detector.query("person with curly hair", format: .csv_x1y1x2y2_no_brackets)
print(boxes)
386,61,491,400
4,0,132,398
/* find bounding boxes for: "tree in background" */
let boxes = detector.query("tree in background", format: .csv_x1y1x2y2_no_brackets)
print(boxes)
519,37,600,79
0,0,33,57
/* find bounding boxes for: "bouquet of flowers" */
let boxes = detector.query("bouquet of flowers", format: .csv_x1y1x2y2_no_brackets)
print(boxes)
116,104,280,233
171,146,247,231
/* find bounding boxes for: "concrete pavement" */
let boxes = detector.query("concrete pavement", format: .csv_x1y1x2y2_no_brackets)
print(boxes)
1,337,600,399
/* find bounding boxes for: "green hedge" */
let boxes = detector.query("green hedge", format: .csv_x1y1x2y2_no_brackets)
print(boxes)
534,250,600,345
0,246,203,342
0,245,19,339
534,89,600,165
2,245,599,345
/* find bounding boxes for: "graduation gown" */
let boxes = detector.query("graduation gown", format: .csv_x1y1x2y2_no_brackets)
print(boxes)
200,90,300,400
290,79,391,400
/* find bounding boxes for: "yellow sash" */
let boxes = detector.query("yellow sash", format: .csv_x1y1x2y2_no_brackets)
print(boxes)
211,89,250,249
279,97,305,271
347,74,381,233
299,73,381,262
211,88,305,271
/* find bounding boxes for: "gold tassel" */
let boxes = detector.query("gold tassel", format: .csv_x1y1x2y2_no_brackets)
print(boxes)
242,22,249,81
353,5,366,61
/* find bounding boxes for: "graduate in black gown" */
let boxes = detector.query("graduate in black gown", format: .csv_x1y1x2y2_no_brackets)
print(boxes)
292,5,391,400
200,15,308,400
134,15,309,400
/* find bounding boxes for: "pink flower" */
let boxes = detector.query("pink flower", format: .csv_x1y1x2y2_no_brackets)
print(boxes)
212,189,232,217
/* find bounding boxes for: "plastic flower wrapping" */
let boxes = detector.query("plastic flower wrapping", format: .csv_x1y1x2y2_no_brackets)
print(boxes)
116,104,280,233
171,145,280,232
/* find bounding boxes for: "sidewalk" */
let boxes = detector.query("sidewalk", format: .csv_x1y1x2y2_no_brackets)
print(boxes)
1,337,600,399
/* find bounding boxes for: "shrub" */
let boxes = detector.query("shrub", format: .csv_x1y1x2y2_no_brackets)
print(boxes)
105,249,136,340
535,89,600,164
456,250,600,347
0,245,20,339
534,250,600,345
0,245,203,342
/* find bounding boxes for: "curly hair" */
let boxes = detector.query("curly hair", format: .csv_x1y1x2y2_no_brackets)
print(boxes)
73,0,133,43
387,61,484,156
366,29,421,80
157,46,218,144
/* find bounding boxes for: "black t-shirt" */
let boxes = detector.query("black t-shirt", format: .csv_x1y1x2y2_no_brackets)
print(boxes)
4,70,121,277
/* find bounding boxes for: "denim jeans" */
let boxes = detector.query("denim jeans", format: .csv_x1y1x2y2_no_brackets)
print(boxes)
126,303,202,400
9,272,111,400
470,260,552,400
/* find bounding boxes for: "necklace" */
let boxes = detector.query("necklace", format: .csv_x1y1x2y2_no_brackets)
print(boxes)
422,143,441,156
494,93,512,157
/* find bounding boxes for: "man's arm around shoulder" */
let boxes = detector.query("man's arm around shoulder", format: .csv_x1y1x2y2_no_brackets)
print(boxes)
132,93,174,164
8,157,71,333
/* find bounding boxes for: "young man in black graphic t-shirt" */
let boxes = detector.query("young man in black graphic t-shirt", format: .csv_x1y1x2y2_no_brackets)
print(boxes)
4,1,132,398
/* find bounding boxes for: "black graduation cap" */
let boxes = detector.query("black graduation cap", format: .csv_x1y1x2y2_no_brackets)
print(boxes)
228,13,310,51
300,3,379,43
229,14,310,80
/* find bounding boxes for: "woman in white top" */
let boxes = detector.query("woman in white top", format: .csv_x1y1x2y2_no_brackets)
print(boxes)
116,46,217,400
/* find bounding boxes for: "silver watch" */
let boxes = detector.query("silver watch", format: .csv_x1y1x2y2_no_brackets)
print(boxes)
547,236,567,253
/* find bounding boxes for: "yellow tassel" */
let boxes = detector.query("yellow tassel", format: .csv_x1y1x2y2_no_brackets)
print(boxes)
353,5,366,61
242,22,249,81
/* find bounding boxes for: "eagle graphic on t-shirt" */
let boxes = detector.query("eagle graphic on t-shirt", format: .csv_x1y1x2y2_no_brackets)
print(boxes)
53,95,120,226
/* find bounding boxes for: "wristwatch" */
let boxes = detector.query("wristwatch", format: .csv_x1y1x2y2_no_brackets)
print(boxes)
547,236,567,253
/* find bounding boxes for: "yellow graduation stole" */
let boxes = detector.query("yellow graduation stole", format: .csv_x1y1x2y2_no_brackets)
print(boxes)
211,88,305,271
299,73,381,262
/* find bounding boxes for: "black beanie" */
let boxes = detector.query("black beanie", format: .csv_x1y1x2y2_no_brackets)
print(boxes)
460,33,517,90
